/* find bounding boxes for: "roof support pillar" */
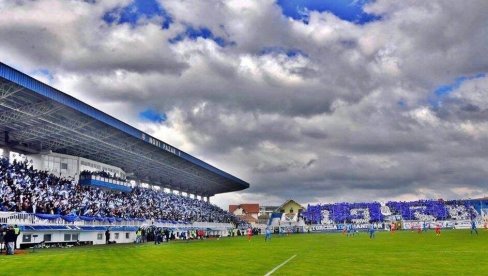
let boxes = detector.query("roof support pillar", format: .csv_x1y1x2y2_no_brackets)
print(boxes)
1,147,10,160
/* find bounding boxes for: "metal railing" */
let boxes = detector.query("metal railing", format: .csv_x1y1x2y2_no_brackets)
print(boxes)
0,212,234,230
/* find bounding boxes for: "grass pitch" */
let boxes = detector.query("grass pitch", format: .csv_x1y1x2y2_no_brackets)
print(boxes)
0,230,487,275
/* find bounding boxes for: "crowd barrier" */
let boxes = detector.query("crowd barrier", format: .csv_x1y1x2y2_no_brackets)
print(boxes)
0,212,234,230
307,219,485,232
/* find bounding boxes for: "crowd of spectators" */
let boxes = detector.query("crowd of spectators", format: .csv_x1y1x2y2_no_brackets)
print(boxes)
303,202,384,224
0,157,242,224
304,199,482,224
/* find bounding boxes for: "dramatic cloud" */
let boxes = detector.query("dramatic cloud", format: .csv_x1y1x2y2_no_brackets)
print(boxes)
1,0,488,208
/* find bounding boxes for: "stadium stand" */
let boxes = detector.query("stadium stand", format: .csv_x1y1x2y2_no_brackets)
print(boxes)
0,157,241,224
0,62,249,199
0,62,251,249
303,199,487,228
303,202,384,224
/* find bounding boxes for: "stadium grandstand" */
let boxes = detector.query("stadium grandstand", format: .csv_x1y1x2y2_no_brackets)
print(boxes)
0,62,250,248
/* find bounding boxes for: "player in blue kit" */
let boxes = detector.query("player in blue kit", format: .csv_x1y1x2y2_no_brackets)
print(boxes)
471,220,478,235
369,223,375,239
265,227,272,242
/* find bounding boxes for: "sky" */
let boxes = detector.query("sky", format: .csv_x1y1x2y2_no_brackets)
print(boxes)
1,0,488,209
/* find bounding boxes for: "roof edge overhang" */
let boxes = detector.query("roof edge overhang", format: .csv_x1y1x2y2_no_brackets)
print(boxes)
0,62,250,192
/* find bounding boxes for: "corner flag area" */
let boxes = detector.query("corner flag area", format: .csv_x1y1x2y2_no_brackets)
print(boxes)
1,230,487,275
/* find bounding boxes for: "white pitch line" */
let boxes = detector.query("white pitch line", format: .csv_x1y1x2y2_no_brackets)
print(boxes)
264,254,297,276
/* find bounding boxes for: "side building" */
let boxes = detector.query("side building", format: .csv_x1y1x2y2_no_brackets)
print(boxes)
229,204,260,224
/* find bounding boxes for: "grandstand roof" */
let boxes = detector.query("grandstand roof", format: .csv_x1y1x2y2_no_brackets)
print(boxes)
0,62,249,196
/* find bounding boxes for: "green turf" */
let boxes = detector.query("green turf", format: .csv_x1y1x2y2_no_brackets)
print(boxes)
0,230,487,275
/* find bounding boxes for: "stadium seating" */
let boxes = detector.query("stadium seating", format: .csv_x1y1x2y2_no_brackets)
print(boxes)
0,157,243,225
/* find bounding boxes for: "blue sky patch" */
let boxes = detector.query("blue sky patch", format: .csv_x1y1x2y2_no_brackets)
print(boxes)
31,68,54,82
103,0,172,29
397,99,406,108
434,73,485,97
276,0,380,25
169,27,233,47
139,108,167,123
430,73,486,107
259,47,307,58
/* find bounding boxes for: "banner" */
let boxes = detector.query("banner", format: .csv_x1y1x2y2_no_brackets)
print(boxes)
309,224,338,232
62,214,79,222
402,220,455,230
79,216,96,221
35,214,61,220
